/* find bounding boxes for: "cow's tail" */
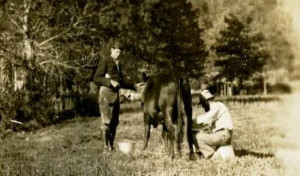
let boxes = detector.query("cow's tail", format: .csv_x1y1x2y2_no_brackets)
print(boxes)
180,77,194,159
177,78,184,144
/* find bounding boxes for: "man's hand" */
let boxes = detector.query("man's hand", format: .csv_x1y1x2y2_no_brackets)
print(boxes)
110,80,120,89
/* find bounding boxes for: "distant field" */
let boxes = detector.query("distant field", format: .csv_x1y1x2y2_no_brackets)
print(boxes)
0,99,290,175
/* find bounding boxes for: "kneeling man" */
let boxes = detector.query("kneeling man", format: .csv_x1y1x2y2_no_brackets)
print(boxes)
194,90,234,159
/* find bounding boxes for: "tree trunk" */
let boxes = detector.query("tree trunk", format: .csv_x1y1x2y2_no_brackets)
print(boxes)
227,82,233,96
263,77,267,95
0,57,3,90
23,0,33,61
21,0,33,91
238,77,244,95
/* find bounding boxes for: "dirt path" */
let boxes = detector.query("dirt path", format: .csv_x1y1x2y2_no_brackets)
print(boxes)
276,81,300,176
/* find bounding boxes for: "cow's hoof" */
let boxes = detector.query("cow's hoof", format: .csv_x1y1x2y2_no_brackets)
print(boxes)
196,152,204,160
139,148,147,154
189,153,196,161
102,146,110,154
173,152,182,159
138,150,149,158
110,147,116,152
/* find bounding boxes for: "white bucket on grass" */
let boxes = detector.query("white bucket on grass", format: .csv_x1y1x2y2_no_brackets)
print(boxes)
118,140,136,154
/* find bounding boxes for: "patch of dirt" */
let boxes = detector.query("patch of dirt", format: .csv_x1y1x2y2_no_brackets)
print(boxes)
277,149,300,175
275,81,300,175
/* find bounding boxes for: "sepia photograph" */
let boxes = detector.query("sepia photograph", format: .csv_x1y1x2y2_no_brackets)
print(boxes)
0,0,300,175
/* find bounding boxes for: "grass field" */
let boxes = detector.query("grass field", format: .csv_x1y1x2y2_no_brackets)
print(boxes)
1,83,300,175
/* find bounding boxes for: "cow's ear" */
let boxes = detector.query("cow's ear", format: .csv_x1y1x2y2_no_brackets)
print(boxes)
142,72,149,82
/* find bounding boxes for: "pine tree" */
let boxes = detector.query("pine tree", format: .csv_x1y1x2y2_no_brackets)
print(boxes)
213,14,268,83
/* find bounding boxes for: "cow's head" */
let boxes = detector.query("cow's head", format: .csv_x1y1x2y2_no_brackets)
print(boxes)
119,83,146,102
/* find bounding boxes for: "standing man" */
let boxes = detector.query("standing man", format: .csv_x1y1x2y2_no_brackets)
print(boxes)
193,89,234,159
94,40,135,152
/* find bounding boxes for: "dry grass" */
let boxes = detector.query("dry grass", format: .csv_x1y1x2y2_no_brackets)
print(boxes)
0,100,289,176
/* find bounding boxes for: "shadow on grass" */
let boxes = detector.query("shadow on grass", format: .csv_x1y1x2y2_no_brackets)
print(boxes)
234,149,274,158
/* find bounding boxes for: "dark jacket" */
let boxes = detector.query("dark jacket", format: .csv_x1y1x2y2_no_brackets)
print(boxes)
94,57,135,91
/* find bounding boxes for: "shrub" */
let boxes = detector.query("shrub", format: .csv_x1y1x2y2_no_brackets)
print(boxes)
242,81,263,95
0,88,56,132
267,82,291,94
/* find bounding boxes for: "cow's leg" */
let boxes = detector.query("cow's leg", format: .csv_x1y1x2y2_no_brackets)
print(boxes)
187,113,198,160
174,115,183,157
162,123,168,153
164,106,175,158
193,131,201,152
142,114,151,151
183,100,195,160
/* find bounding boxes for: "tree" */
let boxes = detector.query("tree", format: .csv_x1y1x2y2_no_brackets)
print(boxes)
212,14,268,86
101,0,207,78
190,0,295,78
0,0,111,129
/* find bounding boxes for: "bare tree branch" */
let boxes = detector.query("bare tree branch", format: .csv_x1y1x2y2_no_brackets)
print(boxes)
10,18,23,32
39,34,62,46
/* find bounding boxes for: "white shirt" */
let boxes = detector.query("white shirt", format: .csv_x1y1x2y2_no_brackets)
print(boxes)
197,101,233,132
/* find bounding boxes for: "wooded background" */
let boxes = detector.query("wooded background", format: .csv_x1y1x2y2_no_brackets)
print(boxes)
0,0,298,130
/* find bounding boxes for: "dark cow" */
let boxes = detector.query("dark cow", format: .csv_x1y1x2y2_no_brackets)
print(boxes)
142,74,194,159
